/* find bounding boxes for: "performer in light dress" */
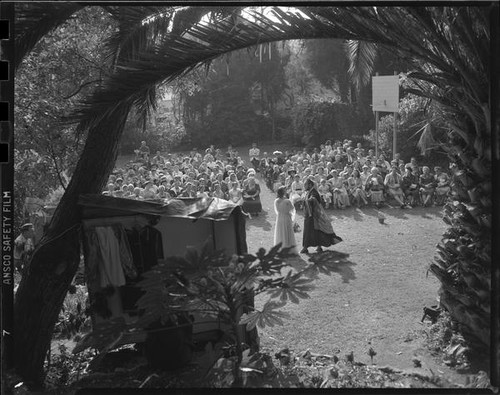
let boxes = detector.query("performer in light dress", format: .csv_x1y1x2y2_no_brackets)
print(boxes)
273,186,298,255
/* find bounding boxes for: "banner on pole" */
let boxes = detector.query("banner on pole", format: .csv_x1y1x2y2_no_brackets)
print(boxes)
372,75,399,112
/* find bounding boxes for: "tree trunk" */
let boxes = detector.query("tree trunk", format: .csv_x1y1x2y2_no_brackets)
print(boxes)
13,102,131,388
270,100,276,141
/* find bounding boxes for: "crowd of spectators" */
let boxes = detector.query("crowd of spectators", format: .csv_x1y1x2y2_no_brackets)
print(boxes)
103,141,263,215
104,139,454,213
260,139,453,209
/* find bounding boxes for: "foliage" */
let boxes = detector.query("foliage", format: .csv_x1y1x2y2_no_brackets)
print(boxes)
290,101,371,147
363,93,452,164
74,243,350,386
13,149,58,230
119,112,186,155
14,7,115,229
45,344,95,390
179,43,289,146
303,39,351,102
54,285,91,340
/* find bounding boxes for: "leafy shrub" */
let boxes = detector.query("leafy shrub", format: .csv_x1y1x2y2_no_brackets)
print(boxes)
74,242,348,386
45,344,95,389
290,102,372,147
54,285,91,340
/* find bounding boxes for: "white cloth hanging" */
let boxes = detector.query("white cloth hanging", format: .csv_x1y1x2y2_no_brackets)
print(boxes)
95,226,126,287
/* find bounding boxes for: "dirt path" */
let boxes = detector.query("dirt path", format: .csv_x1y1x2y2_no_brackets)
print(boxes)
244,168,469,385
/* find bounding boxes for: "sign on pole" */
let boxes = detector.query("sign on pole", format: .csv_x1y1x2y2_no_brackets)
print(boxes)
372,75,399,113
372,74,399,158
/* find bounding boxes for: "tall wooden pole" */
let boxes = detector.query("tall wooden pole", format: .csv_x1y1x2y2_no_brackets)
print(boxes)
393,71,398,160
375,72,379,158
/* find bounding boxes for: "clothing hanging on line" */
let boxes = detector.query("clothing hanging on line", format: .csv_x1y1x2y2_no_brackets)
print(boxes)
84,224,136,289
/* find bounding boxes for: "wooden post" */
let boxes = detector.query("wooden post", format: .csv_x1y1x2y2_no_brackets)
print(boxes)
375,72,379,158
393,71,398,160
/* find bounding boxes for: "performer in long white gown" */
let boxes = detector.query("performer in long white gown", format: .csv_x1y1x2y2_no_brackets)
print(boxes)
273,186,298,255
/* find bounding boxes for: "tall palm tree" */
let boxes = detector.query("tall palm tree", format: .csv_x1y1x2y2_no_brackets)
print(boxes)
11,5,494,387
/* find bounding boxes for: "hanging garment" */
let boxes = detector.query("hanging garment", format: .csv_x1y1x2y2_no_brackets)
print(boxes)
140,225,164,272
83,229,104,291
125,228,144,273
125,225,164,274
112,224,137,280
95,226,126,288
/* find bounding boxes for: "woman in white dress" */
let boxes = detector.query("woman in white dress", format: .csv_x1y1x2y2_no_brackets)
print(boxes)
273,186,298,255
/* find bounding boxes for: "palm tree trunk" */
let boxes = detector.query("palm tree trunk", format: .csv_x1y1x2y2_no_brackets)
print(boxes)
13,102,131,388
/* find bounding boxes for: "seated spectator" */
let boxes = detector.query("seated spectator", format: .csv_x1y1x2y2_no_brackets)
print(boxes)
365,167,385,208
242,177,262,215
138,140,150,161
419,166,435,207
434,166,450,205
249,142,261,170
384,166,406,208
401,166,420,207
152,150,165,166
178,182,196,198
226,172,240,189
330,170,350,209
132,187,144,200
348,169,368,207
228,181,243,205
142,180,157,199
212,182,226,199
290,174,305,208
157,185,171,200
318,178,333,209
103,183,116,196
169,178,183,197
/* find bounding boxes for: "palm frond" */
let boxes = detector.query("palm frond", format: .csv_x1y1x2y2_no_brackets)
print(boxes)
345,40,378,92
104,6,175,67
416,122,439,156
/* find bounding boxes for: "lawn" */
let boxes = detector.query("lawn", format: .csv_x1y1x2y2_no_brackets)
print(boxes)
109,145,469,385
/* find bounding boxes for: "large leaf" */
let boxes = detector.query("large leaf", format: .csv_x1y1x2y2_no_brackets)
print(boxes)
239,300,290,331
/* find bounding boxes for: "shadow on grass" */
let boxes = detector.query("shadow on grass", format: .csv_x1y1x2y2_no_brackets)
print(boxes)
327,207,365,222
246,207,273,231
306,250,357,283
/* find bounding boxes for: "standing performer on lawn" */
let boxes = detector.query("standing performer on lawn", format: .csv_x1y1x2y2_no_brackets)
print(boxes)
301,178,343,254
249,142,261,171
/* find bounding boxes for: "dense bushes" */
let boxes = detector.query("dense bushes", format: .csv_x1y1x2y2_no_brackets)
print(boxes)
119,118,186,155
288,102,372,147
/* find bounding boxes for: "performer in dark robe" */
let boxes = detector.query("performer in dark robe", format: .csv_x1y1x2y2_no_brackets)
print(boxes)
301,178,343,254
